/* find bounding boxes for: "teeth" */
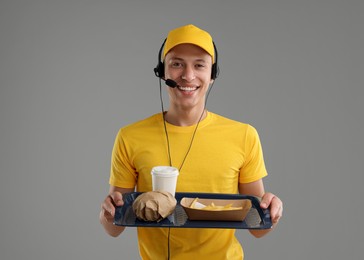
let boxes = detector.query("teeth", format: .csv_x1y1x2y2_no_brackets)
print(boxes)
178,86,197,91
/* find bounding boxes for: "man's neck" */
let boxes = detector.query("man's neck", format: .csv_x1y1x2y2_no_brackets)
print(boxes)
164,108,207,126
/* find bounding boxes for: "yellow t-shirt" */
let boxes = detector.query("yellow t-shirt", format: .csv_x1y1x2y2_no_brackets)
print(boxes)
110,112,268,260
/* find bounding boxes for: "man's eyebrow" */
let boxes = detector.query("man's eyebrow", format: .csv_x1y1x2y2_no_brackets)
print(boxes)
169,57,208,63
169,57,184,61
195,59,208,63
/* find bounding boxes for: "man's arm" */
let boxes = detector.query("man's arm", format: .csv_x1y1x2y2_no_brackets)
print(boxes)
100,186,135,237
239,179,283,238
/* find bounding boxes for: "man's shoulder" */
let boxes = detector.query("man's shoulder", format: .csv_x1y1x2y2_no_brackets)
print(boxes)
210,112,250,128
119,113,161,133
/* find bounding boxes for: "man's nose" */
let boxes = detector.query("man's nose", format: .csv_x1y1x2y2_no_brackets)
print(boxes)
181,65,196,81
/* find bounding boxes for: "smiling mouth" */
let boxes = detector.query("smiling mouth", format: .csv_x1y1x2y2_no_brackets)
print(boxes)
177,86,199,92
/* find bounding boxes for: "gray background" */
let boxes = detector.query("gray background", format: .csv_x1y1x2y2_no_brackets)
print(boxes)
1,0,363,259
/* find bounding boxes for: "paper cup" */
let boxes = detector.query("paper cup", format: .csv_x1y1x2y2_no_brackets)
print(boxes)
151,166,179,197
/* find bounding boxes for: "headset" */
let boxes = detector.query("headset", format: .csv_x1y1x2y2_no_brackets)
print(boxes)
153,38,220,80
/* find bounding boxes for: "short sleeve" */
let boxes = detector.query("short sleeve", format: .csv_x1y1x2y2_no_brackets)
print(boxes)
109,129,137,188
239,125,268,183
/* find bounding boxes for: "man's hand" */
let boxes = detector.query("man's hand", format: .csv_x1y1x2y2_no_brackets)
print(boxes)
100,186,134,237
100,191,124,223
260,192,283,224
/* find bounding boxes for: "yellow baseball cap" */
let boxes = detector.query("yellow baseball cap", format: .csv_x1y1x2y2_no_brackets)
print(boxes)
163,24,215,62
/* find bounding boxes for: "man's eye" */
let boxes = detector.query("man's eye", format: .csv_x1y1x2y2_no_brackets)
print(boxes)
172,62,182,67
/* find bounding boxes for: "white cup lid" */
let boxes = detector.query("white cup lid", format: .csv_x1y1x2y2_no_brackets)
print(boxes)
151,166,179,177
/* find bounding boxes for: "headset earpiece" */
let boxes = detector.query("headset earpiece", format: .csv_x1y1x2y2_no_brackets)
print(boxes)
211,63,219,80
154,61,165,78
211,42,220,80
154,38,167,79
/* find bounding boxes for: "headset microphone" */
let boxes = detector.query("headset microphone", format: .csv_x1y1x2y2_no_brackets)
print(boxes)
163,78,179,88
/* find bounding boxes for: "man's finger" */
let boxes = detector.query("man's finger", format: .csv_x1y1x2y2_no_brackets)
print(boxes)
109,192,124,206
260,192,275,209
270,197,283,223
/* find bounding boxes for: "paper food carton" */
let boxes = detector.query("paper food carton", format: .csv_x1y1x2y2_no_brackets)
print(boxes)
180,197,252,221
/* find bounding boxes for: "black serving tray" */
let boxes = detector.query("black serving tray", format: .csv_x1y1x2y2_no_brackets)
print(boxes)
114,192,272,229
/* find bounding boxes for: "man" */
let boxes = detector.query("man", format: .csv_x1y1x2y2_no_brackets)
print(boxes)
100,24,283,259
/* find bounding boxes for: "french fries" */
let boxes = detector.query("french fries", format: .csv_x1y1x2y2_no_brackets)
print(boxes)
190,198,243,211
190,197,199,208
